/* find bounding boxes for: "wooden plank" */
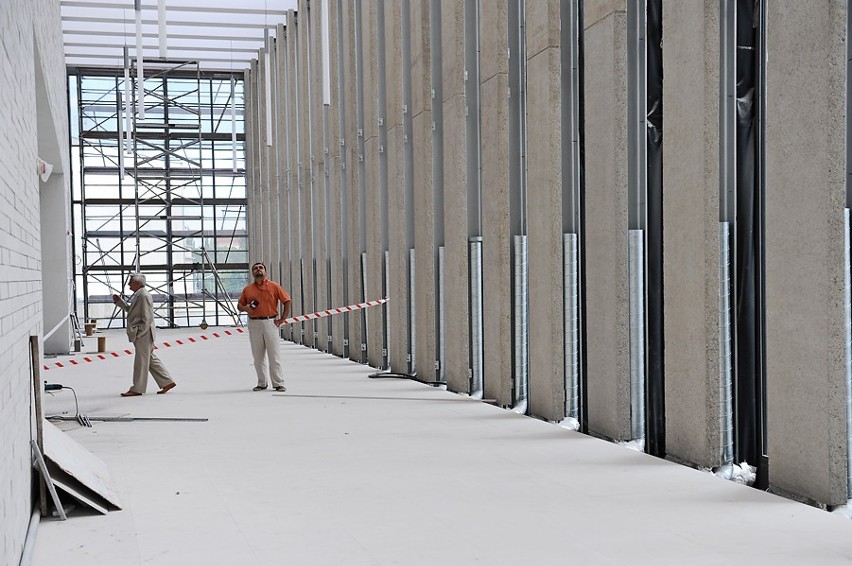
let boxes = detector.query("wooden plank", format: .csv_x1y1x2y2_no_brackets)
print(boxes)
30,336,47,516
42,420,123,509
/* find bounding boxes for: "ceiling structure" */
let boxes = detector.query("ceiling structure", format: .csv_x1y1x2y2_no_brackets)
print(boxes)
61,0,296,72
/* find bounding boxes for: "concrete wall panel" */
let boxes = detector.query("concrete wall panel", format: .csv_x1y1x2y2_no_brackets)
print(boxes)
582,5,631,440
661,0,722,468
297,1,316,346
342,0,363,360
764,0,848,506
526,0,565,422
410,0,437,380
364,1,386,367
440,0,470,393
385,0,411,374
328,0,346,356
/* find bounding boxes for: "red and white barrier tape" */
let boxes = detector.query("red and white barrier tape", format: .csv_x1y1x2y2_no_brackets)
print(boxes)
43,297,389,371
42,328,246,371
281,297,388,324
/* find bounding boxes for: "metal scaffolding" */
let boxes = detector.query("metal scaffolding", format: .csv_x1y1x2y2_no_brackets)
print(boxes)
72,62,249,329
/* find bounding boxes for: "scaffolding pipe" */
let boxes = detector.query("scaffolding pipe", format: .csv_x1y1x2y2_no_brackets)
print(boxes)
846,209,852,498
409,247,416,374
438,245,445,382
513,235,528,414
628,229,645,441
469,236,483,399
564,233,580,420
719,222,735,467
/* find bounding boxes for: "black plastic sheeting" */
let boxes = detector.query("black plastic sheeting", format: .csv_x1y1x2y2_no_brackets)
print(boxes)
733,0,766,474
645,0,665,457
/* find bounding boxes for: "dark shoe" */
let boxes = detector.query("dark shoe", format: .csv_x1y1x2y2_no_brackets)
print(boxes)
274,385,286,392
120,389,142,397
252,385,268,391
157,382,177,394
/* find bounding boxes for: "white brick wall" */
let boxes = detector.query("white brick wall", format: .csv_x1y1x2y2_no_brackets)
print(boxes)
0,1,69,564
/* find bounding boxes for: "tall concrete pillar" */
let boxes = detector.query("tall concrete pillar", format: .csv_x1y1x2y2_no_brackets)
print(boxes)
310,2,329,351
480,1,513,406
298,1,316,346
342,0,363,360
244,67,255,269
410,0,437,380
276,23,294,341
286,9,304,344
328,0,346,356
583,0,631,440
441,0,471,393
764,0,847,506
249,62,264,266
525,0,566,421
661,0,722,468
385,0,411,373
257,46,271,271
363,1,386,367
268,38,281,285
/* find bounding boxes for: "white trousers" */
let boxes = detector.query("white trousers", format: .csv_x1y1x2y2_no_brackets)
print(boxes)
248,318,285,387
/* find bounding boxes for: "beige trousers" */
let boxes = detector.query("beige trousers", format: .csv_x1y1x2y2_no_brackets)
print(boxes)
131,332,174,393
248,319,285,387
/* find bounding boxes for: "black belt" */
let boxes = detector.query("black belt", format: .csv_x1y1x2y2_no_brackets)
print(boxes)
249,316,276,320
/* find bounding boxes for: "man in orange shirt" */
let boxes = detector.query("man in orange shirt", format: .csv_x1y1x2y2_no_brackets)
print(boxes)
237,262,292,391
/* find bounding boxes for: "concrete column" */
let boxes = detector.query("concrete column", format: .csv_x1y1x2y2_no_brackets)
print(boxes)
764,0,847,506
276,23,294,341
257,47,270,270
410,0,437,380
526,0,565,421
327,0,346,356
583,0,630,441
244,67,255,269
363,0,385,367
268,38,281,287
310,0,328,351
385,0,411,373
441,0,470,393
286,9,303,344
298,1,316,346
661,0,722,468
480,1,513,406
250,62,264,266
342,0,363,360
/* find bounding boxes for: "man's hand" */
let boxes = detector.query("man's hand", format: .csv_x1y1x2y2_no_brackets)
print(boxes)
274,317,285,327
112,294,120,304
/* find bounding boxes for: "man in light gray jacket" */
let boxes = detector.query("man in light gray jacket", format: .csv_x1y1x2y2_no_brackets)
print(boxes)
112,273,177,397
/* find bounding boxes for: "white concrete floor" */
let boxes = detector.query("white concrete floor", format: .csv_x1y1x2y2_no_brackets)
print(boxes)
30,326,852,565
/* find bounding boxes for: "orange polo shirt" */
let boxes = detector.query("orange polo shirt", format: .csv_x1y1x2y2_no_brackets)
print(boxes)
239,280,291,317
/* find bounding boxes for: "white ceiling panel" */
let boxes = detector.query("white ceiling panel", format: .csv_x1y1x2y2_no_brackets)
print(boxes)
61,0,296,72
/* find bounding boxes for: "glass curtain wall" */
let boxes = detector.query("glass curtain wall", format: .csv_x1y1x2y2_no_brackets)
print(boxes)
69,68,249,329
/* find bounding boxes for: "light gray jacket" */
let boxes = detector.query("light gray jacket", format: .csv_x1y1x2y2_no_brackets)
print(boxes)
115,287,155,343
